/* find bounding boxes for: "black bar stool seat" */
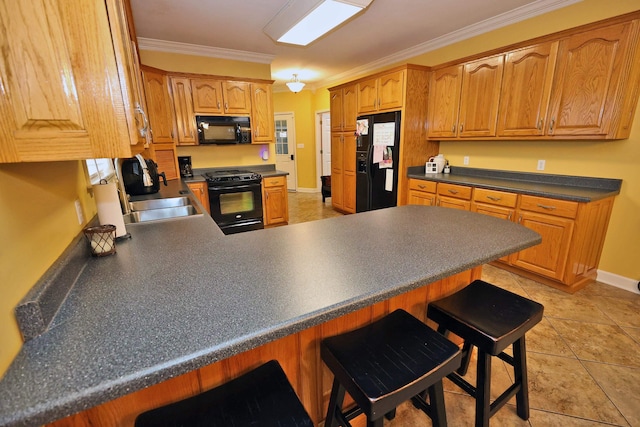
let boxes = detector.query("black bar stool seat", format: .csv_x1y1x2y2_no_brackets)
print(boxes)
427,279,544,427
134,360,314,427
321,309,462,427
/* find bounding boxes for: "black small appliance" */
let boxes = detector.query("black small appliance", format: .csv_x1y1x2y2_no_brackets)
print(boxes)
178,156,193,178
121,156,167,196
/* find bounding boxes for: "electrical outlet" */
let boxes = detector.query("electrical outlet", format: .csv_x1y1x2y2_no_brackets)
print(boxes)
463,156,469,165
74,199,84,225
537,160,546,171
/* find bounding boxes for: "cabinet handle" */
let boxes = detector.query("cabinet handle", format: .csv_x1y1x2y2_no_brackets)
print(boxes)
508,212,513,221
134,102,149,138
537,119,543,131
451,124,456,133
536,203,556,210
448,189,459,194
224,102,228,111
549,118,555,133
217,102,221,109
518,215,523,223
459,123,464,132
418,184,426,189
486,195,501,201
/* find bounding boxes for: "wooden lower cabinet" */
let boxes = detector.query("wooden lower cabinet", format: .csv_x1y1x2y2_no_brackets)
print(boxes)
330,132,355,213
186,181,210,215
46,267,481,427
262,175,288,226
407,179,437,206
437,183,472,210
409,179,616,292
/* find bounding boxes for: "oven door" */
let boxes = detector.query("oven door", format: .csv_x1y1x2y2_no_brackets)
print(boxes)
208,182,264,234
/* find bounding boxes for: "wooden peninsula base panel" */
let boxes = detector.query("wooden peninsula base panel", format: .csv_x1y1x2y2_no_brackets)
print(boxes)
47,268,480,427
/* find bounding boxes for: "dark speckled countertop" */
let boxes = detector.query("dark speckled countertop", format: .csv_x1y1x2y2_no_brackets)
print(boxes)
407,166,622,202
0,180,540,427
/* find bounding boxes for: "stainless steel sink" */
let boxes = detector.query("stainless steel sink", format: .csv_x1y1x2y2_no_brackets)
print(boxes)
123,196,202,224
128,197,190,212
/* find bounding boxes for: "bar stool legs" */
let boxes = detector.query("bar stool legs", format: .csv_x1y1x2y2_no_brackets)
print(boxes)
322,309,461,427
428,279,544,427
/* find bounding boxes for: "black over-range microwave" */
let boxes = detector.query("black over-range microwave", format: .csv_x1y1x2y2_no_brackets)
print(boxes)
196,115,251,144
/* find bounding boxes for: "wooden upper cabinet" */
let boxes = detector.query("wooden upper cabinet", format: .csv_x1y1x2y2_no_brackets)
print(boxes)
458,55,504,137
170,77,198,145
222,81,252,114
191,79,251,115
191,79,224,114
547,21,637,137
142,67,175,143
357,70,404,114
0,0,148,162
251,83,274,143
427,65,463,138
497,42,559,137
330,84,358,131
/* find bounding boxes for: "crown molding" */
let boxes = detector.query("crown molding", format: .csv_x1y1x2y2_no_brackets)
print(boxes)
137,0,581,88
137,37,275,64
322,0,582,87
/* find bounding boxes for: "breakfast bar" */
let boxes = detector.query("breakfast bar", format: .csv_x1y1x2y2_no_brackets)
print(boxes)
0,200,540,427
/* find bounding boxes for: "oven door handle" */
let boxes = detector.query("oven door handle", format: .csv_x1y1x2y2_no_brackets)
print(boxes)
208,183,261,192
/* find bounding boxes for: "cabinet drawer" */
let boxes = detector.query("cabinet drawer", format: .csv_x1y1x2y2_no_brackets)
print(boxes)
263,175,286,188
473,188,517,208
409,179,437,193
437,183,472,200
519,195,578,218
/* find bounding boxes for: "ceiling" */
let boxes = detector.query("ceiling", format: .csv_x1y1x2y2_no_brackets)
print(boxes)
129,0,580,90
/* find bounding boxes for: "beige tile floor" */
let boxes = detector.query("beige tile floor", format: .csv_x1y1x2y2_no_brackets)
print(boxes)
288,192,640,427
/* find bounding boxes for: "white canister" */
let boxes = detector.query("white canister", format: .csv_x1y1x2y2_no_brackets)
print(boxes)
428,154,446,173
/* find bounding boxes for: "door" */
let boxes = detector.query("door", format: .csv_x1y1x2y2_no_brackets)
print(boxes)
274,112,297,191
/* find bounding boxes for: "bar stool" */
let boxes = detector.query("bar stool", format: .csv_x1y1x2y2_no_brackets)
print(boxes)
321,309,462,427
134,360,313,427
427,279,544,427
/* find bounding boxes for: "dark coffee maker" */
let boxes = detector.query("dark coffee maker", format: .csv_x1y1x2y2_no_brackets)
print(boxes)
178,156,193,178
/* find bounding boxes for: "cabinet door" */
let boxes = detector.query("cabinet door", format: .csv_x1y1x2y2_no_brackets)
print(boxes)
187,182,210,214
223,81,252,114
143,68,175,143
343,135,356,213
458,55,504,137
357,78,378,114
511,211,574,280
191,79,224,114
427,65,463,138
251,83,274,143
263,176,288,226
0,0,144,162
329,90,344,132
438,197,471,210
498,42,558,137
377,70,404,111
170,77,197,145
547,22,634,137
342,84,358,131
471,202,515,262
408,190,436,206
331,133,344,210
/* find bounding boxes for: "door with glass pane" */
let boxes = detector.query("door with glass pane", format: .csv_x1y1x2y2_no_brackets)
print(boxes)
274,113,297,191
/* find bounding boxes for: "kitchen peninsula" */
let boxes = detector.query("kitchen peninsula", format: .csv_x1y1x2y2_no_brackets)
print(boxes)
0,189,540,427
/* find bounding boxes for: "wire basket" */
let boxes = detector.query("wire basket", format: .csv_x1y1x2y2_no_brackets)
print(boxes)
83,224,117,257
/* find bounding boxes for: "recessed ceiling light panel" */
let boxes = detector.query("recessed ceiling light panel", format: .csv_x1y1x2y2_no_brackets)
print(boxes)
264,0,373,46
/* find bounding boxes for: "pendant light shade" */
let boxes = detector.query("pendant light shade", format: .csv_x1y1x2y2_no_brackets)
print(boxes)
286,74,305,93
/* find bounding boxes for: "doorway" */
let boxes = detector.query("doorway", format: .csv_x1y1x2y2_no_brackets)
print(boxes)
274,112,297,191
315,110,331,191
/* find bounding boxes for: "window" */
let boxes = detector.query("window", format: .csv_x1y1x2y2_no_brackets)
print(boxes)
275,119,289,155
85,159,115,185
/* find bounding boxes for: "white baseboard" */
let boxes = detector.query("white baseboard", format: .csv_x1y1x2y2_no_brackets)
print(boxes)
597,270,640,295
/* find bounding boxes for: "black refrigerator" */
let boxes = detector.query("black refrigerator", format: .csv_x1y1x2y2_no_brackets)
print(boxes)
355,111,401,212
